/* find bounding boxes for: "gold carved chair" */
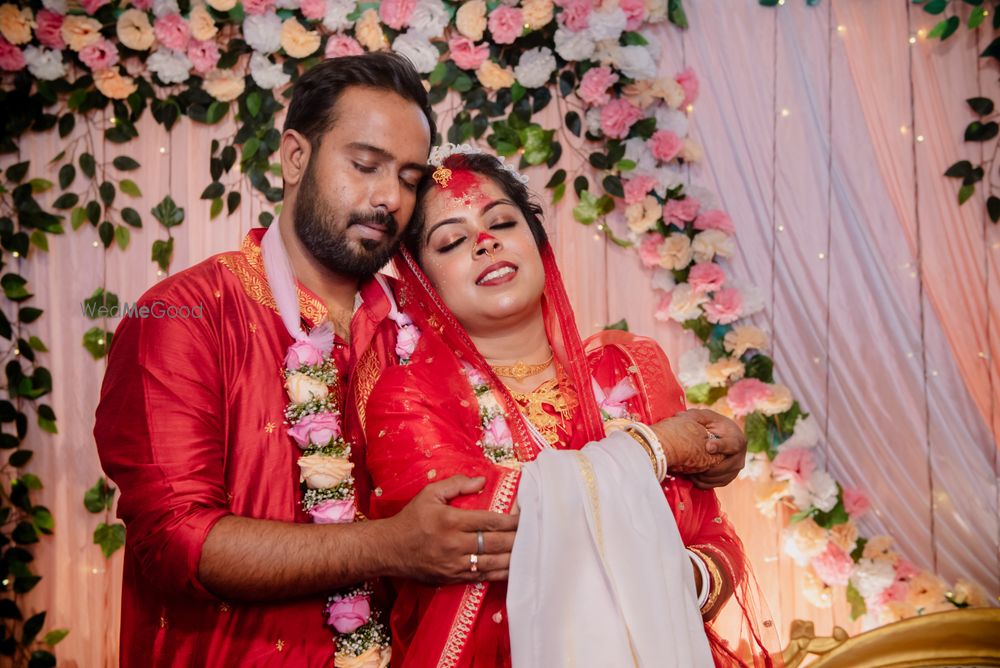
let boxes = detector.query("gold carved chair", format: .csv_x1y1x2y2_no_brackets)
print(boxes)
781,608,1000,668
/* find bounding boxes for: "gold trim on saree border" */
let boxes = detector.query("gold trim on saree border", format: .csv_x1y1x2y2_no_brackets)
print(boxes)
435,469,520,668
217,233,328,326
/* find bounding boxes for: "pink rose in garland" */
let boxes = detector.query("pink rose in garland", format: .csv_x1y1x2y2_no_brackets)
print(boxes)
619,0,646,30
326,593,372,634
623,174,656,205
637,233,663,268
379,0,417,30
483,414,513,447
325,34,363,59
243,0,277,15
448,35,489,71
727,378,770,416
559,0,592,31
663,197,700,227
687,262,726,294
154,14,190,51
772,446,816,486
131,0,153,9
488,6,523,45
81,0,110,14
395,321,420,363
285,339,325,369
299,0,326,20
187,39,220,74
600,98,643,139
811,542,854,586
35,10,65,50
676,67,700,108
288,412,343,448
843,487,871,517
0,37,25,71
694,209,735,235
80,39,119,71
649,129,683,162
309,498,356,524
703,287,743,324
578,65,618,107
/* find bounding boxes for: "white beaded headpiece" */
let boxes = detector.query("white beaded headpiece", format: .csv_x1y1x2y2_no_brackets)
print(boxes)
427,143,530,187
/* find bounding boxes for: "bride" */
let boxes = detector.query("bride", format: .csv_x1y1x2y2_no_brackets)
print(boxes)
351,147,775,668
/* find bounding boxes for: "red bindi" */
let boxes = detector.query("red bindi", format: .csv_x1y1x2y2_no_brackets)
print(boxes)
441,169,489,206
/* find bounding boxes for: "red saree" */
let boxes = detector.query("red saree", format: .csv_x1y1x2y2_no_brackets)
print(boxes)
355,245,775,668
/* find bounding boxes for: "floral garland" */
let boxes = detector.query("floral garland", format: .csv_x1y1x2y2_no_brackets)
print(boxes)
462,361,517,466
281,336,390,665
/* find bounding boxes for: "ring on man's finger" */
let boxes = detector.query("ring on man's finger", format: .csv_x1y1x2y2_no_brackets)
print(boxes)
469,553,479,573
476,530,485,555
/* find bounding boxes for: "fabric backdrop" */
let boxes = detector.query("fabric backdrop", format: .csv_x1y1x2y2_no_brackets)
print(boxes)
5,1,997,665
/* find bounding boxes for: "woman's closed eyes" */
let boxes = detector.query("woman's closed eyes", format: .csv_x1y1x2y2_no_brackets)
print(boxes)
435,220,519,254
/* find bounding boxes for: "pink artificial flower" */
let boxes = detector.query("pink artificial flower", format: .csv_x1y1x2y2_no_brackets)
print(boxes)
676,67,700,108
35,10,65,50
623,175,656,205
843,487,871,518
80,39,120,71
619,0,646,30
694,209,735,235
594,377,637,419
308,498,356,524
287,412,343,448
895,560,921,581
0,37,25,72
325,34,363,58
153,13,190,51
464,362,489,388
187,39,220,73
687,262,726,294
703,287,743,325
638,233,663,268
483,414,512,447
130,0,153,9
379,0,416,30
299,0,326,20
285,340,325,369
448,35,489,71
649,130,683,163
488,6,523,45
878,581,908,606
662,197,700,227
600,98,643,140
577,65,618,107
810,542,854,587
726,378,770,416
772,446,817,486
559,0,592,31
325,594,371,634
395,322,420,361
653,291,672,322
243,0,276,15
82,0,110,14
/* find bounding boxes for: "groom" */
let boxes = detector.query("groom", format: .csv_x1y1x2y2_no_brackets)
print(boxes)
95,53,747,666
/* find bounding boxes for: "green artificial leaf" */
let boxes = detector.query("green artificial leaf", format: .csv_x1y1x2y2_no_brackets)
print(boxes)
58,114,75,138
551,182,566,204
511,82,526,103
28,336,47,353
52,193,79,210
621,31,649,46
9,449,32,467
29,178,53,194
205,101,230,125
602,174,624,198
987,196,1000,223
958,183,975,204
615,159,637,172
121,207,142,228
58,164,75,190
19,308,42,324
82,327,112,359
21,473,43,490
22,612,45,645
98,221,114,248
965,120,998,142
93,522,126,558
685,383,713,405
0,598,22,620
151,196,185,228
79,152,96,179
13,521,38,545
151,237,174,271
573,175,589,197
246,91,262,118
847,581,867,620
851,537,868,562
201,182,225,200
604,319,629,331
944,160,973,178
84,477,116,513
519,126,553,166
30,650,57,668
112,156,140,171
227,190,241,215
545,169,566,189
970,4,987,27
115,225,130,250
32,506,54,533
210,197,223,220
966,97,994,116
43,629,69,647
82,287,119,318
565,111,581,137
982,36,1000,61
744,354,775,383
5,162,29,183
681,315,712,342
70,206,87,230
744,412,770,454
99,181,115,207
2,274,31,301
813,496,850,529
667,0,688,28
924,0,948,13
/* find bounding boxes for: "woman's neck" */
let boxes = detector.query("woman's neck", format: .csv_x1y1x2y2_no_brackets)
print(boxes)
467,306,550,367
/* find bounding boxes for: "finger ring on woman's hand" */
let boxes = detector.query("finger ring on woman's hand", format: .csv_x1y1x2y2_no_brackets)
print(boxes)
476,530,485,555
469,553,479,573
707,431,720,440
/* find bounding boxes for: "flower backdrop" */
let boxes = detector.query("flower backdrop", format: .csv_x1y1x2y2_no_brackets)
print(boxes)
0,0,993,664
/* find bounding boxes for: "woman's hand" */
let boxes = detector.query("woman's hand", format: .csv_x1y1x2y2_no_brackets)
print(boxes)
648,415,724,475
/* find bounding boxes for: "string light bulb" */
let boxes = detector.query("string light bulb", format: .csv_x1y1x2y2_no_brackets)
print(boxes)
11,251,19,258
908,35,917,44
836,25,846,34
780,108,790,117
92,240,100,248
916,134,925,142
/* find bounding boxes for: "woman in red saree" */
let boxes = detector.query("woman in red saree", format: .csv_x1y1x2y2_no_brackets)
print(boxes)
354,151,777,668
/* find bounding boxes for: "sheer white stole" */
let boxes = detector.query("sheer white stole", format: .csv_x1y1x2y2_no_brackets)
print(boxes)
507,431,714,668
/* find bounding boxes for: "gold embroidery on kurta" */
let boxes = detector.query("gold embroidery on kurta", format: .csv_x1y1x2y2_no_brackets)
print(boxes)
353,346,380,432
275,639,285,652
249,323,258,334
264,421,276,434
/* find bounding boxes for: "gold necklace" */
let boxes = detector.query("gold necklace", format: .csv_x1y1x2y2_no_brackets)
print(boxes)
488,354,554,380
507,377,577,446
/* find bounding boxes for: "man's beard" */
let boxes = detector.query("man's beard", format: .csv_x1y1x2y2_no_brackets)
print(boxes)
293,160,401,280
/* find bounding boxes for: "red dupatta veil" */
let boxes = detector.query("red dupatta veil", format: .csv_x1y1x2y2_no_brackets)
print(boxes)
359,242,778,667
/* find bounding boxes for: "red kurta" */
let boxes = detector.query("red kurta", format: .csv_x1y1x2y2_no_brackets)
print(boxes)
94,229,394,667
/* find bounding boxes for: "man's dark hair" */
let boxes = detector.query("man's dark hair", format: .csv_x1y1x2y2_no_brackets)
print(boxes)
405,152,549,260
283,52,437,148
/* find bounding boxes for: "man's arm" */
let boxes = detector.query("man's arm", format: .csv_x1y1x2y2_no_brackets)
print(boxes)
199,475,517,601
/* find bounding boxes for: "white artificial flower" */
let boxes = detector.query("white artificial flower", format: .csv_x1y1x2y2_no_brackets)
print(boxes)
323,0,356,32
152,0,180,18
23,46,65,81
592,39,621,67
41,0,67,14
686,184,719,210
739,452,770,481
147,48,192,85
614,45,657,81
639,27,662,62
692,229,736,263
729,280,766,316
781,519,828,566
850,558,896,600
250,51,291,89
677,346,710,388
655,106,689,138
588,7,627,41
409,0,449,38
514,46,556,89
790,469,839,513
653,164,685,195
645,0,668,23
666,283,708,322
244,13,283,54
392,31,438,74
554,26,595,61
585,106,602,135
276,0,300,8
651,267,675,292
782,414,820,449
623,137,656,174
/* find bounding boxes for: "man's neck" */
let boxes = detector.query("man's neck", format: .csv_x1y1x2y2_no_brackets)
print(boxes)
468,306,549,366
277,215,358,335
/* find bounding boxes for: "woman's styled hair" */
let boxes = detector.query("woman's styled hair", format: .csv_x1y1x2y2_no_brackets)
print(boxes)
405,152,549,259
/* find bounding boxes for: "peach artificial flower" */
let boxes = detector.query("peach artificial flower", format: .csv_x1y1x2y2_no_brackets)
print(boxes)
828,520,859,554
658,233,693,271
94,68,139,99
202,68,245,101
333,645,391,668
281,18,320,58
758,383,793,416
206,0,238,11
189,4,218,41
116,9,155,51
354,9,386,52
625,195,660,234
706,357,745,388
62,15,103,52
723,325,768,357
0,4,34,45
298,454,354,489
475,59,514,90
455,0,487,41
521,0,553,30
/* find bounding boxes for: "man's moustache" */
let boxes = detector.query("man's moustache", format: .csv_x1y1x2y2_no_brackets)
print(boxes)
348,211,397,237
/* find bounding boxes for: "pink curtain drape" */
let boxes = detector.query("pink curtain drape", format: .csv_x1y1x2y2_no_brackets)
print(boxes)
4,1,996,664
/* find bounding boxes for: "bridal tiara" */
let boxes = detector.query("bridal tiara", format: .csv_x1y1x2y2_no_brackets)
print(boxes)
427,142,531,187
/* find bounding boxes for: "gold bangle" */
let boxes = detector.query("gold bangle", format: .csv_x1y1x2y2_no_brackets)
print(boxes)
626,428,659,476
606,419,660,480
689,546,724,615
